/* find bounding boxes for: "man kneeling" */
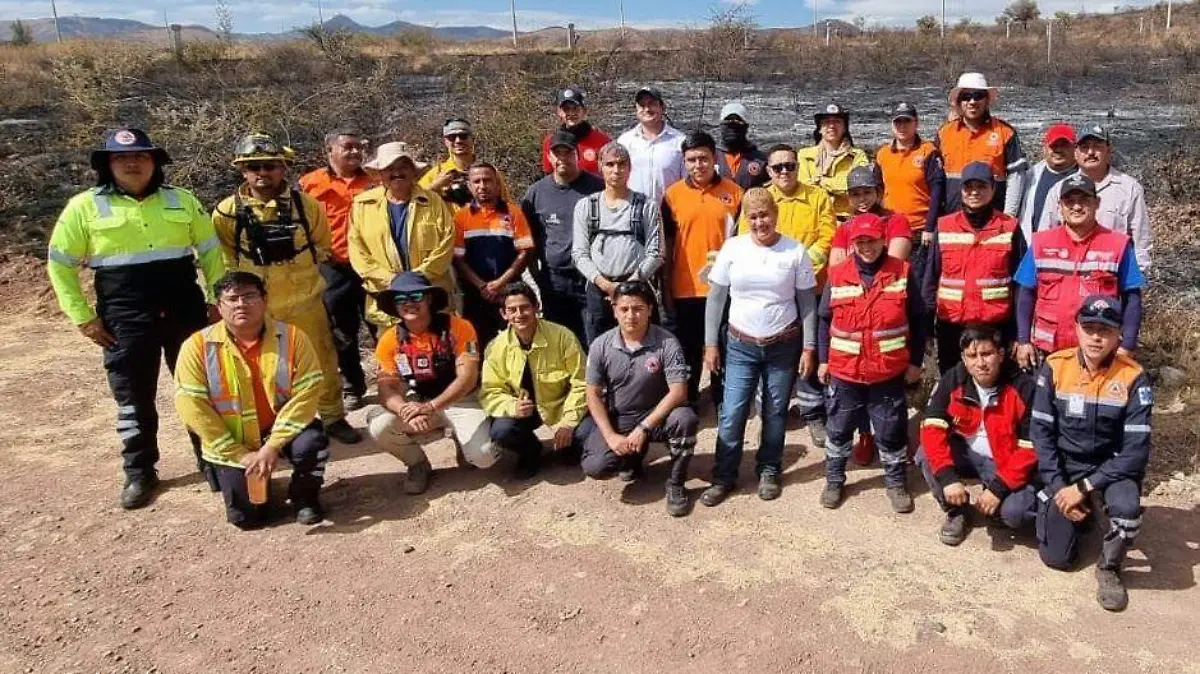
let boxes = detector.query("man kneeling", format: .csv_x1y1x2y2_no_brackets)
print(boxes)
480,282,589,479
366,272,497,494
175,272,330,529
917,324,1038,546
579,281,698,517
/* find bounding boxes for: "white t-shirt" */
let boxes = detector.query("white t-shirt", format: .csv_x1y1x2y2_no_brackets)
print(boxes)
966,381,998,458
709,234,816,339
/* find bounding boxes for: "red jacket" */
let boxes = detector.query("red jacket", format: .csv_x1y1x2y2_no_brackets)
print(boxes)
541,126,611,176
827,256,911,384
933,210,1019,324
920,363,1037,497
1030,225,1129,352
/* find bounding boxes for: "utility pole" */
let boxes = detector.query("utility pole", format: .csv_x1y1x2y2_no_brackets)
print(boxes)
619,0,626,39
1046,18,1052,64
1167,0,1173,31
510,0,518,47
940,0,946,38
1005,18,1011,39
812,0,817,37
317,0,324,26
50,0,62,42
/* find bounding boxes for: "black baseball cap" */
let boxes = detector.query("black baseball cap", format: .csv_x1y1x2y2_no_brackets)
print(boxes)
1077,295,1122,328
891,102,918,120
548,129,578,150
635,86,664,104
1077,124,1111,144
1060,173,1097,197
961,162,994,185
557,87,585,107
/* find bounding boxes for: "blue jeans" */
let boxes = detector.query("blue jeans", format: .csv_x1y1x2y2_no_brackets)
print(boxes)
712,330,801,485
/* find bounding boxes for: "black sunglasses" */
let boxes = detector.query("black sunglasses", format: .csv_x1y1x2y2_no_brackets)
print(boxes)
769,162,798,173
958,90,989,103
394,290,428,304
244,162,282,172
445,133,471,142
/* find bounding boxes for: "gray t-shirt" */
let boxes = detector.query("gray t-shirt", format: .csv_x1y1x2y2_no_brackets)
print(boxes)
571,191,663,283
521,172,604,270
586,324,688,428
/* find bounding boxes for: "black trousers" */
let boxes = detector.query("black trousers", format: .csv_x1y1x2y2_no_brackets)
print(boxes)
665,297,723,405
320,261,369,397
489,414,589,468
462,285,505,350
214,421,329,529
538,267,588,347
100,300,208,482
824,376,909,486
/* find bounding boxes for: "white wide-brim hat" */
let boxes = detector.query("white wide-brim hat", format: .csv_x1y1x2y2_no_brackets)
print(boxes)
948,72,998,108
364,142,429,172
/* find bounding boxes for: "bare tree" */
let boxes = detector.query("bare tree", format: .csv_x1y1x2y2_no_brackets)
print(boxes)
9,19,34,45
214,0,234,45
1001,0,1041,30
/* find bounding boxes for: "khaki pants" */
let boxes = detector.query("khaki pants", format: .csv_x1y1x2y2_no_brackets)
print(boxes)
365,395,497,468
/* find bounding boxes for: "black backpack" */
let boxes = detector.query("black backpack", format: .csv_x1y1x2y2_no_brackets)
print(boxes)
586,191,648,245
228,189,317,266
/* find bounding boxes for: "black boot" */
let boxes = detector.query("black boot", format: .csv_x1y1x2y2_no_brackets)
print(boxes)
288,474,324,525
120,474,160,510
1096,531,1131,611
883,461,914,513
665,453,692,517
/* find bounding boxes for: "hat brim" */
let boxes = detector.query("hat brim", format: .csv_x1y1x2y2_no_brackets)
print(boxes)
1077,316,1121,329
376,287,448,318
231,155,294,168
91,147,171,170
1077,133,1110,144
363,155,429,172
1061,186,1097,198
949,88,998,108
891,113,917,121
635,90,663,103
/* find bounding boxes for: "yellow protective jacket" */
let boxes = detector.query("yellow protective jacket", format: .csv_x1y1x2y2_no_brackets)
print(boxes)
796,145,871,220
736,182,837,277
479,320,588,428
418,156,511,207
47,185,225,325
348,184,456,326
174,319,324,468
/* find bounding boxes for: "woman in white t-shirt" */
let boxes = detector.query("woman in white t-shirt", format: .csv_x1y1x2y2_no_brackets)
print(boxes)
698,188,818,507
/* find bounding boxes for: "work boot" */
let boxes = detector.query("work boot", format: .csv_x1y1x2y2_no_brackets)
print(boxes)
887,486,915,513
119,475,159,510
939,509,968,546
404,460,432,495
806,418,828,449
700,483,734,507
618,455,646,482
757,472,781,501
343,392,365,412
1096,568,1129,611
295,504,324,525
326,419,362,444
665,453,692,517
819,482,844,509
852,432,875,466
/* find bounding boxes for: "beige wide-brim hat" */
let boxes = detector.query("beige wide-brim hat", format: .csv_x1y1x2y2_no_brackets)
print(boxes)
364,142,429,172
948,72,999,108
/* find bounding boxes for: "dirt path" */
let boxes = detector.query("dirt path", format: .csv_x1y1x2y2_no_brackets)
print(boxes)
1,308,1197,674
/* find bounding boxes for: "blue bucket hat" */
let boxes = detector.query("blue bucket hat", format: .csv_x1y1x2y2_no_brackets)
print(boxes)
89,128,171,172
376,271,449,318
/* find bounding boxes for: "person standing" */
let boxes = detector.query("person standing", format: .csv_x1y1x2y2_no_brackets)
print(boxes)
797,103,870,221
1016,123,1077,242
571,141,664,345
922,162,1024,373
540,87,611,176
700,188,818,506
1032,296,1153,612
714,101,769,190
299,128,373,410
875,102,945,280
523,130,604,345
419,118,511,209
662,129,744,405
47,128,226,508
817,214,927,512
617,86,686,205
1045,124,1152,269
348,142,456,327
936,72,1028,216
453,162,536,348
212,132,361,445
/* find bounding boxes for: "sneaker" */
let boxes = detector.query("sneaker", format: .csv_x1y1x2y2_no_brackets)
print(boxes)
807,418,828,448
819,482,844,509
343,392,365,412
404,460,432,495
119,475,159,510
699,483,734,507
295,505,324,525
939,511,968,546
326,419,362,444
757,472,781,501
852,432,875,466
1096,569,1129,612
665,483,690,517
887,486,914,513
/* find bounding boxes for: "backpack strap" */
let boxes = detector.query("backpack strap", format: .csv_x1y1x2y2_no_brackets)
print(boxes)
586,193,602,243
289,189,318,263
629,191,646,245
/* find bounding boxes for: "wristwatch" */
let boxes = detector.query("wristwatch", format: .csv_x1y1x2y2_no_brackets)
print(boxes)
1074,477,1094,495
637,420,655,433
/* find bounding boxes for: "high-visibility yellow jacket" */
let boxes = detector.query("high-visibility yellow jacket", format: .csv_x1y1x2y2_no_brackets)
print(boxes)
47,185,225,325
737,182,837,277
348,184,456,326
418,156,511,209
796,145,871,220
479,320,588,428
211,186,331,316
175,319,324,468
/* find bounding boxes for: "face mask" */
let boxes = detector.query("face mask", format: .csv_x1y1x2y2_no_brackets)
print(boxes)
720,124,748,150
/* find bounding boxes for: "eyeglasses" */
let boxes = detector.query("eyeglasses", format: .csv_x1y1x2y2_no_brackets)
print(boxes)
394,290,428,304
244,162,283,172
769,162,798,173
957,90,989,103
445,133,471,142
220,291,264,305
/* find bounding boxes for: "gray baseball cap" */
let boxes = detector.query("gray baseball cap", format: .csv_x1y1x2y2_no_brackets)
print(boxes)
847,166,880,190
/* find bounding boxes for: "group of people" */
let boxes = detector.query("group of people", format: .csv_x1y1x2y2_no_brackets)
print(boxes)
47,70,1154,612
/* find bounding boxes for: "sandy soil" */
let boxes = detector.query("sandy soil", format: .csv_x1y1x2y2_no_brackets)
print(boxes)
1,302,1197,674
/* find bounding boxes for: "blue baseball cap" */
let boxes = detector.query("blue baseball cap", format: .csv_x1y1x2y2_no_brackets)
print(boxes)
961,161,994,185
90,128,171,171
1077,295,1123,328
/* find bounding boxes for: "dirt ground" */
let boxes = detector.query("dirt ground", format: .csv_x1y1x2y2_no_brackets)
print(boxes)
1,295,1197,674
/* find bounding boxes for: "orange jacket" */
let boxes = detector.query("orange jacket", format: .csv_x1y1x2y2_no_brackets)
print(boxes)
298,168,373,263
662,175,743,299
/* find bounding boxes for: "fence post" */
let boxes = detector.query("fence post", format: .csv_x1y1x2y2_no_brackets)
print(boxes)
567,22,576,50
1046,19,1052,64
170,24,183,59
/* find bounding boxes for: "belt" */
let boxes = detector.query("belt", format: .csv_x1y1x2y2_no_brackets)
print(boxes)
728,322,800,347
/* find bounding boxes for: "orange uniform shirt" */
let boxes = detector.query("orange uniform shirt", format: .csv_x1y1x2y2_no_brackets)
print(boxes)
233,338,276,433
375,315,480,376
663,175,743,299
877,140,938,232
453,201,535,281
299,168,373,263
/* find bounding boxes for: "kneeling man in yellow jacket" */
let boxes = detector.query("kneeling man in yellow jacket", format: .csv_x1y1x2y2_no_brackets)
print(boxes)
175,271,330,529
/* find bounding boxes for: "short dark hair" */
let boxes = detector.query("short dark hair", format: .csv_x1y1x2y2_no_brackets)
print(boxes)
612,280,657,308
214,271,267,298
500,281,540,308
959,323,1005,351
680,129,716,155
324,128,363,149
467,161,498,176
765,143,796,159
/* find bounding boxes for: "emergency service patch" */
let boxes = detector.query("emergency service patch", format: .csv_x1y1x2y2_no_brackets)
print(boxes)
114,130,137,145
645,355,661,373
583,148,597,162
1138,386,1152,405
1107,380,1126,398
747,161,762,176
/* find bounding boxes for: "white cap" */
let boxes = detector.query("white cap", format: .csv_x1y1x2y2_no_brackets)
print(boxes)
949,72,998,107
363,142,428,172
719,101,750,125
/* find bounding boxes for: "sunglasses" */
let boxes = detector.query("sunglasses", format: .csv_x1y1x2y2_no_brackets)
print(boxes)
244,162,283,172
445,133,471,142
394,290,428,304
958,90,989,103
769,162,798,173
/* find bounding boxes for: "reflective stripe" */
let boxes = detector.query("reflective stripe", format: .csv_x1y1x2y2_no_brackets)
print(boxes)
273,321,292,407
118,405,137,414
89,247,193,268
975,276,1011,287
882,278,907,293
878,336,907,353
118,427,140,440
938,232,976,245
980,286,1010,300
922,418,949,429
1076,261,1119,273
1055,392,1126,409
195,235,220,254
830,337,861,355
939,277,966,287
981,232,1013,245
116,419,139,431
93,193,113,218
1032,327,1055,342
1032,410,1054,423
829,328,862,339
463,229,513,240
48,248,81,267
1034,258,1076,272
1124,424,1151,433
830,285,864,300
1017,439,1033,449
873,325,908,338
162,188,181,209
937,286,964,301
204,341,240,416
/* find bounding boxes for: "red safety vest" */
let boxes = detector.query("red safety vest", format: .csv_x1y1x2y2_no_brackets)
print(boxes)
1030,225,1129,352
827,256,911,384
934,210,1018,324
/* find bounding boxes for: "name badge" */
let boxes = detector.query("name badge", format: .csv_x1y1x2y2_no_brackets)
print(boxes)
1066,393,1087,418
395,354,414,376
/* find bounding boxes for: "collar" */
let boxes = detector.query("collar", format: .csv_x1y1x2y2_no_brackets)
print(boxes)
469,198,509,214
207,318,280,345
1076,347,1117,378
685,173,723,190
888,134,924,152
501,322,547,350
616,325,661,353
769,182,813,203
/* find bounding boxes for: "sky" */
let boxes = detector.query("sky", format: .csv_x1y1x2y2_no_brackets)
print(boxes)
8,0,1167,34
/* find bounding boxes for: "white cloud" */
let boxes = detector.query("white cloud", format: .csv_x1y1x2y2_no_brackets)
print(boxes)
827,0,1162,24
